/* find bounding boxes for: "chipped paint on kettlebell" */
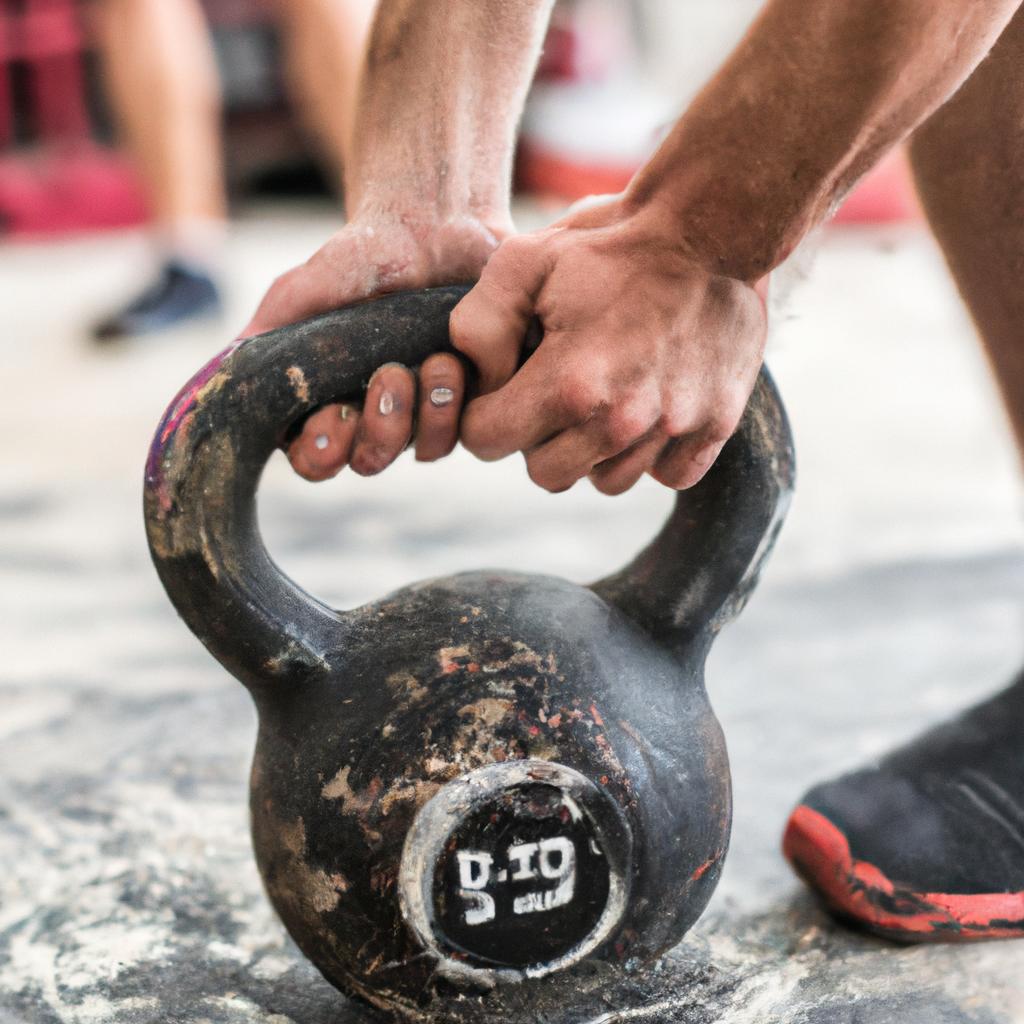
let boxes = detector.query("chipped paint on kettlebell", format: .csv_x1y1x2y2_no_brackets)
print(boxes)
144,286,794,1022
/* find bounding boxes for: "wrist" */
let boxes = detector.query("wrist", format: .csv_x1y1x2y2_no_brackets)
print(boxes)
343,205,511,283
622,165,798,285
349,198,511,243
599,189,774,300
347,170,513,232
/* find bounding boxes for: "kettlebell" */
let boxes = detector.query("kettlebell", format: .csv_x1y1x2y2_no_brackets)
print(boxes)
144,285,794,1022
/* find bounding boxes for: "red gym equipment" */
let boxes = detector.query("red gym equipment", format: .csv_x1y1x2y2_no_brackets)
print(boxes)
0,0,148,238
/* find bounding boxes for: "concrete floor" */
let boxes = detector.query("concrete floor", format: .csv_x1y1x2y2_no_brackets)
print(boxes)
1,204,1023,1022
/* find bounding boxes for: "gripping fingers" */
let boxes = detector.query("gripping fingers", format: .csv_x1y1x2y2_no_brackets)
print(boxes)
588,434,667,496
350,363,416,476
523,405,657,493
649,434,727,490
415,353,465,462
288,404,360,481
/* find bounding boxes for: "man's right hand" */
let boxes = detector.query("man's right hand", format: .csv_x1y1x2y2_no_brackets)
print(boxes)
237,0,551,483
240,212,506,481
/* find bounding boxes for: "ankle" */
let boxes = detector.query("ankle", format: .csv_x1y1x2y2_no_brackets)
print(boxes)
157,217,227,279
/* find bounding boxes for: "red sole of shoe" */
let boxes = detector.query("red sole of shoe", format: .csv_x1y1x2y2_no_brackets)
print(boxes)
783,804,1024,941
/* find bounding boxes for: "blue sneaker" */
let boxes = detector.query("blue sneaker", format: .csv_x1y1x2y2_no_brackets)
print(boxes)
93,261,222,341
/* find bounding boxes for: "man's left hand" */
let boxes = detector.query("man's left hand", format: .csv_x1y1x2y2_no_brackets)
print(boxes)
451,197,768,494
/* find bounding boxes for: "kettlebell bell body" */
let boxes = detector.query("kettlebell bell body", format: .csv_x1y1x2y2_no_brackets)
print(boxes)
145,287,794,1020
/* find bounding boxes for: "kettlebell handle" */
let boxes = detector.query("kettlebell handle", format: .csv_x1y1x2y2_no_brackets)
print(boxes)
144,286,794,691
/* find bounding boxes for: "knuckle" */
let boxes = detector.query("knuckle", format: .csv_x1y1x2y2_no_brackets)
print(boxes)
658,402,695,438
555,376,606,421
603,404,650,449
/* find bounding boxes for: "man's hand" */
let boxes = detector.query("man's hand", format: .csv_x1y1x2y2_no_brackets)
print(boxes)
451,198,768,494
243,0,550,484
241,212,505,482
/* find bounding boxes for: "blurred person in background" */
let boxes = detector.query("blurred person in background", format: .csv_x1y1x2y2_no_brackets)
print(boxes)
89,0,375,341
244,0,1024,942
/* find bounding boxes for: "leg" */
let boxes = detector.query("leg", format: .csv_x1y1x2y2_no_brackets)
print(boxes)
89,0,225,338
784,5,1024,942
274,0,377,187
911,11,1024,456
93,0,225,232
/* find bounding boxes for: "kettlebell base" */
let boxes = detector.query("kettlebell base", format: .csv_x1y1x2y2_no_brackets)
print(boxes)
306,947,697,1024
248,568,730,1018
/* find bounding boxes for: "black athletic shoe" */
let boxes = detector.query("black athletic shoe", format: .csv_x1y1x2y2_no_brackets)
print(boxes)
784,670,1024,942
92,261,222,342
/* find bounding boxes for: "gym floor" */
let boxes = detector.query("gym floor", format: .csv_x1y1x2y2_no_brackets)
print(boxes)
1,203,1023,1022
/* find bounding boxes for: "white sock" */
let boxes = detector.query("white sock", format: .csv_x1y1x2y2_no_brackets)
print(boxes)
157,217,227,278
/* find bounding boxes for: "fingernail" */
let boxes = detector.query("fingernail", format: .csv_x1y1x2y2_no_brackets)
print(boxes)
339,404,353,422
430,386,455,407
314,434,329,451
378,391,394,416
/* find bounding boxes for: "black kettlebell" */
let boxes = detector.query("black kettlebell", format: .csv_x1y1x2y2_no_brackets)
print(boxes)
144,286,794,1022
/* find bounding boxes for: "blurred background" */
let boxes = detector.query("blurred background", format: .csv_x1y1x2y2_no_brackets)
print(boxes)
0,0,916,240
1,1,1023,1021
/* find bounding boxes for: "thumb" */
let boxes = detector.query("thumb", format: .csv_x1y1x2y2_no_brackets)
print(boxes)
238,229,414,337
448,235,548,394
238,262,345,339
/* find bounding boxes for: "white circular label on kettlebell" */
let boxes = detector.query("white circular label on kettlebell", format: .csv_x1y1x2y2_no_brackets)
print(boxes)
434,781,610,967
399,760,631,982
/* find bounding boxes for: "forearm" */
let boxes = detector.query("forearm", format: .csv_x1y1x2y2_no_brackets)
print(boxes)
345,0,554,228
628,0,1022,280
